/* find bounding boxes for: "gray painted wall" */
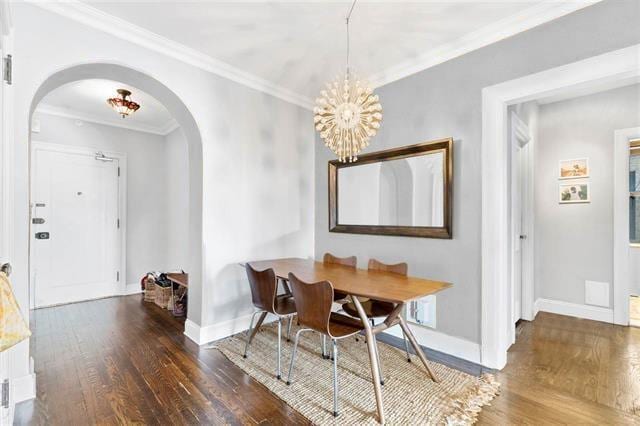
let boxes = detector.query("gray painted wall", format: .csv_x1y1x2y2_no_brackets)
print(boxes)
314,0,640,343
164,127,190,273
30,112,190,285
535,84,640,306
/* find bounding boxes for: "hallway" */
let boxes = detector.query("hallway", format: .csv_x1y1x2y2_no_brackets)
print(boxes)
14,295,640,424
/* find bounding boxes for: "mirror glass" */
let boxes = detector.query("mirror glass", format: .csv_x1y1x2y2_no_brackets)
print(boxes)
337,151,445,227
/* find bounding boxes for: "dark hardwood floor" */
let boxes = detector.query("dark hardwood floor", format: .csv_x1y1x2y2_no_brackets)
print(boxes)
14,295,310,425
15,295,640,425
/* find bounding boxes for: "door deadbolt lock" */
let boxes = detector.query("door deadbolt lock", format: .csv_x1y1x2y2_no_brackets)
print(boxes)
35,232,50,240
32,218,45,224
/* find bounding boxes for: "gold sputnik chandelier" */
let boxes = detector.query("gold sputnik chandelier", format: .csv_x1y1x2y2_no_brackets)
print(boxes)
313,0,382,163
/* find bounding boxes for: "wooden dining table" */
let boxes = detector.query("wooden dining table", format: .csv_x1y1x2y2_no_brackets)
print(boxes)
247,257,452,424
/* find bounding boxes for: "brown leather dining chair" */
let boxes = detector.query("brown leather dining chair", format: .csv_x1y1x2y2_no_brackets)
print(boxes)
323,253,356,303
244,263,297,380
286,272,368,418
342,259,412,385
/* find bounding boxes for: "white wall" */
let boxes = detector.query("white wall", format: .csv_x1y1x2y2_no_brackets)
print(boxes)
631,249,640,296
535,84,640,307
30,112,190,285
10,3,315,389
164,127,190,272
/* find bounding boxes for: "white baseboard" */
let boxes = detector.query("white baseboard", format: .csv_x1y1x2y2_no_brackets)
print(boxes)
382,323,481,365
124,283,142,295
184,313,277,346
185,313,481,366
12,371,36,404
534,298,613,323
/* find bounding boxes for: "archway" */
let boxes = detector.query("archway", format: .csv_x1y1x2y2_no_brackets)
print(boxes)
28,63,203,326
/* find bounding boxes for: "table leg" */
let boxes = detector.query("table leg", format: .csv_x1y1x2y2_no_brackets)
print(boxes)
398,315,438,382
351,296,385,424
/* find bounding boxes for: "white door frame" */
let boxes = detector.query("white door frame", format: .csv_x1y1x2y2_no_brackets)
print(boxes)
481,44,640,369
509,111,535,338
29,141,127,308
613,127,640,325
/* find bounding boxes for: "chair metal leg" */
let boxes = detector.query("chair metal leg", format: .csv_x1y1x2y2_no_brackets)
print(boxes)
322,334,328,359
286,329,307,385
286,315,293,342
243,310,262,358
276,318,282,379
402,330,411,362
372,333,384,385
332,339,339,417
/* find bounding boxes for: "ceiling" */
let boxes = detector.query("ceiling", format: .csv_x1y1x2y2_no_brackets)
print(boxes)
36,1,599,109
36,79,177,135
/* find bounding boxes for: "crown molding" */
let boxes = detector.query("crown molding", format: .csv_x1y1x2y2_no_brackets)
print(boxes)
368,1,602,88
35,103,179,136
28,0,601,108
28,0,315,111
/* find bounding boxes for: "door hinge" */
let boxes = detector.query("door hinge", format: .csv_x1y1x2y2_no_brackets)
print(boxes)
117,166,120,177
3,54,12,85
116,271,120,282
117,218,120,229
1,379,9,409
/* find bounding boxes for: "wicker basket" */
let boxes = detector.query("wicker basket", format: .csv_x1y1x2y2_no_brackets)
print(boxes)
154,285,172,309
143,277,156,302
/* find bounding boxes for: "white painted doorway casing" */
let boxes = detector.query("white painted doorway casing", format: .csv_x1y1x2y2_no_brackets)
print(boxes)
509,111,534,342
30,142,127,308
614,127,640,326
481,44,640,370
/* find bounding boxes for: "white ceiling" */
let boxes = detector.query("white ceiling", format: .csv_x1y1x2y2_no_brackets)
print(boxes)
76,1,596,105
37,79,177,135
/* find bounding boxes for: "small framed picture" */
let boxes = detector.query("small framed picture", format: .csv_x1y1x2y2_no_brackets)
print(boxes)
559,181,590,203
559,158,589,179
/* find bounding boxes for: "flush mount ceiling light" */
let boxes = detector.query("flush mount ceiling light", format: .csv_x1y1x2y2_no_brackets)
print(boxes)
313,0,382,163
107,88,140,118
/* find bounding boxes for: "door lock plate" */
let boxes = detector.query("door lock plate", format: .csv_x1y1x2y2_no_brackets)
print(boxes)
32,218,45,224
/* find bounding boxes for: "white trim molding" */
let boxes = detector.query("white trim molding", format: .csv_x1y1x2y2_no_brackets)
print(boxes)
28,0,314,110
481,44,640,370
35,103,179,136
12,371,36,404
613,127,640,325
184,314,278,346
534,298,614,323
28,0,601,110
382,324,480,365
369,1,601,88
124,283,142,296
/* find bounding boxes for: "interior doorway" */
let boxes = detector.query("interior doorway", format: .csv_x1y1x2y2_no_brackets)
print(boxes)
481,44,640,369
28,77,190,309
509,111,533,336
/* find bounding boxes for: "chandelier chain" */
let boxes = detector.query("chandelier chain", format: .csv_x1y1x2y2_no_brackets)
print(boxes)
345,0,357,77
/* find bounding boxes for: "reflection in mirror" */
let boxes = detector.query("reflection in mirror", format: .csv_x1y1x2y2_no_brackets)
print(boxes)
329,138,452,238
338,151,444,227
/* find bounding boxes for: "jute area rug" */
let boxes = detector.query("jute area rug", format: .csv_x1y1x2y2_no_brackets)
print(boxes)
214,319,499,425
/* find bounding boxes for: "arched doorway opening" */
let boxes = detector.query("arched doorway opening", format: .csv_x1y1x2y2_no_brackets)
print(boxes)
27,63,203,326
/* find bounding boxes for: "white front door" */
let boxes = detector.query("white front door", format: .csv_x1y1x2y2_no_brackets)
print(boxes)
31,144,121,308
